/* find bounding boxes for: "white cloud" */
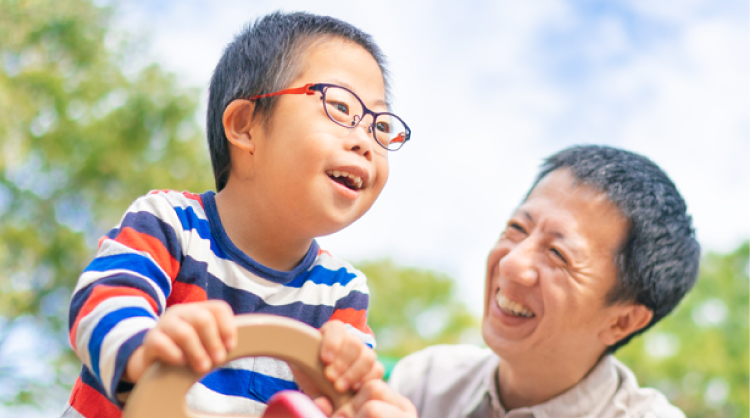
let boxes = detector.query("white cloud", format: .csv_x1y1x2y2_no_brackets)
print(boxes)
112,0,748,313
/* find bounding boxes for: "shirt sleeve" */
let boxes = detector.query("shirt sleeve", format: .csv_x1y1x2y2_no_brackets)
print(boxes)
68,191,185,405
328,268,376,349
388,348,432,411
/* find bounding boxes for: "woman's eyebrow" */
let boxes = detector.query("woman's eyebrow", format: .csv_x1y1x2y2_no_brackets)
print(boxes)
550,230,585,260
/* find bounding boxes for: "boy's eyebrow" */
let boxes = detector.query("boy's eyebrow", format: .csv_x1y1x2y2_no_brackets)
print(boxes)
330,79,389,108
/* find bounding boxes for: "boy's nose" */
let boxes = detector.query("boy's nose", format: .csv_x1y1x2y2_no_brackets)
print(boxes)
345,116,375,159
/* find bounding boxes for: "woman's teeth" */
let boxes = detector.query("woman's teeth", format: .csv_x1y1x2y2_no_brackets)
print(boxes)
495,293,535,318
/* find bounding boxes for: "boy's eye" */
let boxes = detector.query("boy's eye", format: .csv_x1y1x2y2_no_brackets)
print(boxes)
375,121,391,133
327,100,349,115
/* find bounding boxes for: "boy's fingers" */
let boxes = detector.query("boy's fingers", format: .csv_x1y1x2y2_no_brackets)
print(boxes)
336,348,379,392
185,308,227,364
205,300,237,350
320,320,348,364
161,317,212,373
144,328,186,366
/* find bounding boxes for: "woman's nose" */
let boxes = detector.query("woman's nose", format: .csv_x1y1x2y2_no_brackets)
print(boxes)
498,239,539,287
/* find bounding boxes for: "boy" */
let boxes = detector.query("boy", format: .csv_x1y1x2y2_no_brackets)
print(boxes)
63,11,411,417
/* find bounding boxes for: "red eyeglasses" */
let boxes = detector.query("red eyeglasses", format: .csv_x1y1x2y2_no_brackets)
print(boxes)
250,83,410,151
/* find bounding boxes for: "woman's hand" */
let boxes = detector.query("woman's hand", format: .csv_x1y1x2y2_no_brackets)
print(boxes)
305,379,417,418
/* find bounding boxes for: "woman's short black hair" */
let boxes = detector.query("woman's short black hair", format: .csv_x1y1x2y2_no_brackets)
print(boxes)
207,11,389,191
530,145,700,353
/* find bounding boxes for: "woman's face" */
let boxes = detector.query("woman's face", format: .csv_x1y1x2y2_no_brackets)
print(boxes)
482,169,631,365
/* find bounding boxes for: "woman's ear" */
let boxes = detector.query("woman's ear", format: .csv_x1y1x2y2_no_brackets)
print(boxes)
599,303,653,347
223,99,258,154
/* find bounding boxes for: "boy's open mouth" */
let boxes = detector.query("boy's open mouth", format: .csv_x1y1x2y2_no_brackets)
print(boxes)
327,170,363,191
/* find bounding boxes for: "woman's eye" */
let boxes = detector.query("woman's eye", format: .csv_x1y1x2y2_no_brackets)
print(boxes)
508,222,525,233
551,248,567,264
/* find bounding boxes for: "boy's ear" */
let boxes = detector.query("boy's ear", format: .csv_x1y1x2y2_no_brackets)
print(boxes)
223,99,258,154
598,303,653,347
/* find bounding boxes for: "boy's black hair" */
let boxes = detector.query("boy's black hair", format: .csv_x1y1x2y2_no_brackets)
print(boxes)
207,11,390,191
529,145,700,353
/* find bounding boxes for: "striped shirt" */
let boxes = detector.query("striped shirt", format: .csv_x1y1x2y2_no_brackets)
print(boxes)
63,190,375,417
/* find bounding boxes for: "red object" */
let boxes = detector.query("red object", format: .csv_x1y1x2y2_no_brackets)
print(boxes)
262,390,327,418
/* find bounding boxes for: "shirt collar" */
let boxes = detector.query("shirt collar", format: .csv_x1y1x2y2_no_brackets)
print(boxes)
464,355,620,418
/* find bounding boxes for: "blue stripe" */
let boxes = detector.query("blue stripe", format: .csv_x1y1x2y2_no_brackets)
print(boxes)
85,253,171,298
199,369,298,403
173,205,227,258
106,210,183,262
69,274,165,331
112,330,147,400
171,259,370,328
286,265,359,288
88,307,155,382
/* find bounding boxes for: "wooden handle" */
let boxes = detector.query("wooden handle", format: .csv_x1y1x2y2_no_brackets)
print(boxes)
122,314,349,418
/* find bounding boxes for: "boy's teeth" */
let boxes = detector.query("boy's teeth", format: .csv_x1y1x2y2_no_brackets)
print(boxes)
495,293,534,318
326,170,363,189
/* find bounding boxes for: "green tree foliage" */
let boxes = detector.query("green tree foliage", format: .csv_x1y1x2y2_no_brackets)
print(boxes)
616,242,749,418
0,0,212,408
357,260,479,364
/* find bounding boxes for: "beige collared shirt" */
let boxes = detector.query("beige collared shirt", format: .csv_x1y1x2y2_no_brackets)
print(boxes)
388,344,684,418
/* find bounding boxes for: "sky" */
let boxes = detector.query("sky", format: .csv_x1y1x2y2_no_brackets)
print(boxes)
113,0,749,314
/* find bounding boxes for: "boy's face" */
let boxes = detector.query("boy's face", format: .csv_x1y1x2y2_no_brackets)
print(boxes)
249,39,389,238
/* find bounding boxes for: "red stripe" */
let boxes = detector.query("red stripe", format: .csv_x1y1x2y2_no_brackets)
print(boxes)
148,189,172,195
317,248,332,257
330,308,374,336
181,191,204,208
106,227,180,280
149,189,204,210
70,286,158,350
68,377,121,418
167,282,207,306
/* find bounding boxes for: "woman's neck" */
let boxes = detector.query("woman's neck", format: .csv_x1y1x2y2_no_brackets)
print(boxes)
496,350,603,411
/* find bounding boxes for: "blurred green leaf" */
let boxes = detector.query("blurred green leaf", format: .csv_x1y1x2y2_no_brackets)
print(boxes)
617,242,749,418
358,259,479,359
0,0,212,408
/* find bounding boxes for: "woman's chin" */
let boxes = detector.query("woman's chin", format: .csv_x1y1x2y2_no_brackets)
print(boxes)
481,311,540,358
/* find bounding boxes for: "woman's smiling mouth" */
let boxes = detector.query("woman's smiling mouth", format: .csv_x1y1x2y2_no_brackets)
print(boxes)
495,291,535,318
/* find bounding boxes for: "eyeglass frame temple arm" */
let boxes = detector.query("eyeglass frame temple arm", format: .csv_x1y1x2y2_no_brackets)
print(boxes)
249,83,319,101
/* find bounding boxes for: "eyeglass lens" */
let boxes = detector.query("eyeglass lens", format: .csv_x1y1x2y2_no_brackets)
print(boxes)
322,86,408,151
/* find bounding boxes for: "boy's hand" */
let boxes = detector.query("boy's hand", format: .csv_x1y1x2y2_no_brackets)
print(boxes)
123,300,237,383
319,320,384,393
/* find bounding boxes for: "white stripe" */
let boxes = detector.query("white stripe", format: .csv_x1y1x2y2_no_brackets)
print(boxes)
252,357,294,381
343,323,376,349
312,252,362,277
186,382,267,416
178,229,367,306
74,296,156,373
73,268,167,311
98,316,157,396
152,189,206,213
61,403,86,418
74,239,170,308
222,357,256,370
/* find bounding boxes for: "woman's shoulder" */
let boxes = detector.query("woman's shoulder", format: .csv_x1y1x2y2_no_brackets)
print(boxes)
609,357,686,418
389,344,497,392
